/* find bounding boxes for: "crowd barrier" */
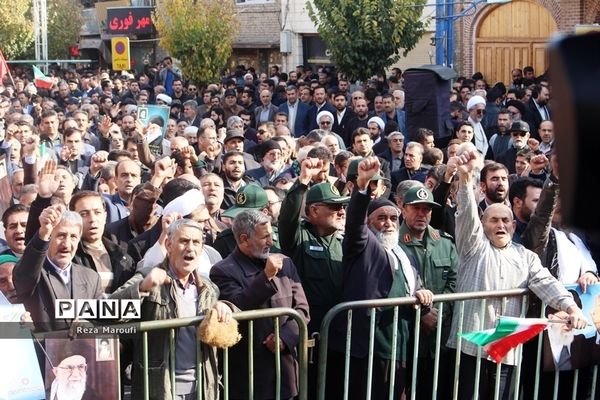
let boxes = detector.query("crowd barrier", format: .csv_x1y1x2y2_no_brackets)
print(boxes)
84,289,597,400
317,288,598,400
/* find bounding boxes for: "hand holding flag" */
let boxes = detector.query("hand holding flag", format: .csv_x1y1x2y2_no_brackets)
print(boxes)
460,316,571,363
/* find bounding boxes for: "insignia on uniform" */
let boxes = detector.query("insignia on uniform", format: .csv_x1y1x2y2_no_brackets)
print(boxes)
404,233,412,243
330,184,340,195
416,188,429,200
236,192,247,205
431,230,440,240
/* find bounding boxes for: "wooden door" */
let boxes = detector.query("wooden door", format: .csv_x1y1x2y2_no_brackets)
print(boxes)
475,0,557,85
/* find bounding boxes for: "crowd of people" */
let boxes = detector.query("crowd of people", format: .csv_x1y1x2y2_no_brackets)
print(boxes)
0,59,598,400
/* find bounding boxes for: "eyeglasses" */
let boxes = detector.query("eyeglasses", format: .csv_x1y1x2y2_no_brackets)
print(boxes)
511,131,527,137
390,138,404,143
475,109,486,115
319,121,332,126
509,111,520,116
315,203,346,211
59,364,87,374
268,200,282,207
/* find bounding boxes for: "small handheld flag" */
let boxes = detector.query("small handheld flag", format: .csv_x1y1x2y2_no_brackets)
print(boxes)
32,65,53,89
459,317,549,363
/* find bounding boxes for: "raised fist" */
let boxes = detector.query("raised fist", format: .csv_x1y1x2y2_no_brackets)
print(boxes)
39,203,66,240
264,253,285,280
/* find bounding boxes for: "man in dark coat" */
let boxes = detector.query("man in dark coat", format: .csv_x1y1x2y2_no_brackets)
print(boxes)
13,204,103,332
329,157,433,400
210,209,310,400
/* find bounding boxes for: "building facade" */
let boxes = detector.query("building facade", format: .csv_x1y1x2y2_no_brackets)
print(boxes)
454,0,600,83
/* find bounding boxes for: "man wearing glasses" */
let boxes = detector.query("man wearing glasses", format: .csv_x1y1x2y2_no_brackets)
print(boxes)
278,157,350,398
466,95,489,157
50,355,88,400
496,121,532,174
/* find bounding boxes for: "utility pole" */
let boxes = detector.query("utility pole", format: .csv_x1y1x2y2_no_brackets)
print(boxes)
33,0,49,73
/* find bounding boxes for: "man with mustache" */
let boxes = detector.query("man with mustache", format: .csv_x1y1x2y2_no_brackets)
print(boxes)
13,204,102,331
210,210,309,400
330,157,433,400
1,204,28,258
447,147,587,400
478,161,510,213
0,254,19,303
398,185,458,398
49,355,88,400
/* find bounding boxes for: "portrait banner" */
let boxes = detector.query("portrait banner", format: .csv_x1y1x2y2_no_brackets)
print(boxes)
44,335,120,400
542,283,600,371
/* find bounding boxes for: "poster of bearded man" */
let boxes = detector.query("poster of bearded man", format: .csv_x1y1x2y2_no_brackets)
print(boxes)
44,336,119,400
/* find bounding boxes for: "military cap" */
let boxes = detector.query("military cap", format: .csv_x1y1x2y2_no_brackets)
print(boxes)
403,186,441,207
306,182,350,205
222,184,268,218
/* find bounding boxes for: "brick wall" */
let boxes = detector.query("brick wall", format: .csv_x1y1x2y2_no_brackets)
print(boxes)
453,0,599,77
235,2,281,47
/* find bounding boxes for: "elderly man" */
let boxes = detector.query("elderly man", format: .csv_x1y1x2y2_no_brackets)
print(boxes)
246,139,287,186
466,95,489,156
448,147,587,400
0,254,19,303
13,204,102,331
49,354,89,400
331,157,433,400
111,219,233,399
210,210,309,400
496,121,531,174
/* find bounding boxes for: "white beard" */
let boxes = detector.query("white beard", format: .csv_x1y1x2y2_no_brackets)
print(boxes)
372,229,400,250
547,322,575,348
50,378,86,400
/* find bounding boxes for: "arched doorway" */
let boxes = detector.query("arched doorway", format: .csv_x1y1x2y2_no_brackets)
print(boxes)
475,0,557,85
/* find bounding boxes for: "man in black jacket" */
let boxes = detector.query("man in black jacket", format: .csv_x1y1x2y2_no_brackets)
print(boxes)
69,191,135,294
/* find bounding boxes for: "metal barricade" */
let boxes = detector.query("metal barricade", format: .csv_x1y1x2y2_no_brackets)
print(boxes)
316,288,598,400
109,307,308,400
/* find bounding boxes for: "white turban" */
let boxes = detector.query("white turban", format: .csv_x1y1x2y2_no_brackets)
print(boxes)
162,189,205,217
316,110,334,124
156,93,172,105
466,95,486,110
367,116,385,131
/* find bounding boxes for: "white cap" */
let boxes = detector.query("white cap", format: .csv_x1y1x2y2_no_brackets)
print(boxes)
162,189,205,217
467,95,486,110
156,93,172,105
367,116,385,131
183,126,199,137
316,110,334,124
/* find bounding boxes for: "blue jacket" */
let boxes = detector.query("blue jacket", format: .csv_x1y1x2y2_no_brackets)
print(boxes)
278,101,310,137
103,193,129,224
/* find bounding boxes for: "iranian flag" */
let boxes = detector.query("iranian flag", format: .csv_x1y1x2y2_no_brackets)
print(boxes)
460,317,549,363
32,65,53,89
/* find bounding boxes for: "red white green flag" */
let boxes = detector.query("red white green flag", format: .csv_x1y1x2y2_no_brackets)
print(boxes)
32,65,53,89
460,317,549,363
